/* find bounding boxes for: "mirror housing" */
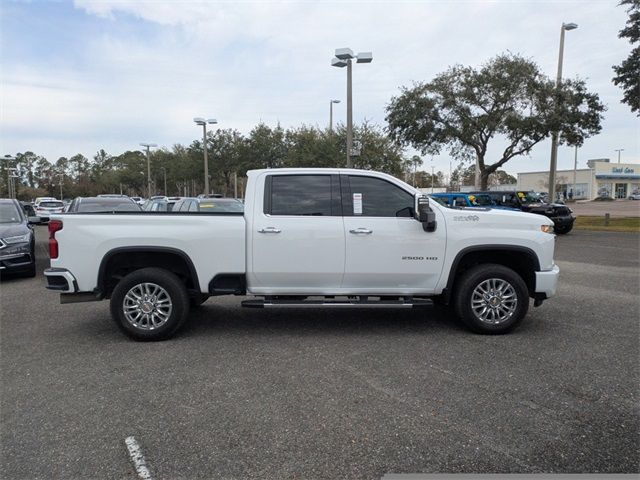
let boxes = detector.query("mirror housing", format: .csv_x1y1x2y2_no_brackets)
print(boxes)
415,195,437,232
28,216,41,224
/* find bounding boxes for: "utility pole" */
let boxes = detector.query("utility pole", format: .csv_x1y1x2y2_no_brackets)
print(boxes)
614,148,624,164
572,146,578,200
139,143,157,198
59,172,63,199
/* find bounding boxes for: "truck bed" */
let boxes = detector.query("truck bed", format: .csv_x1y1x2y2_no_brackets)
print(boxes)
50,212,246,293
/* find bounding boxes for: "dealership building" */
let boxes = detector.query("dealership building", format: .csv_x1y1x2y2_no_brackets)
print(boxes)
517,159,640,200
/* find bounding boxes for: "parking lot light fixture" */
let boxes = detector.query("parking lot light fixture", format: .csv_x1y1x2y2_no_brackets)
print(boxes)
194,117,218,195
140,143,157,198
332,47,373,168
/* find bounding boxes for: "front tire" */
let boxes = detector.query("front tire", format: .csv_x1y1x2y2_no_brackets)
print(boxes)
453,264,529,334
554,224,573,234
110,267,190,341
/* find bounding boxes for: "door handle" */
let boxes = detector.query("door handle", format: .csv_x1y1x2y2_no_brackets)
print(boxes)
349,228,373,235
258,227,282,234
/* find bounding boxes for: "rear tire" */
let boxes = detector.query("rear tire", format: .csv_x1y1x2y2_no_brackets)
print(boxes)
110,267,190,341
453,264,529,334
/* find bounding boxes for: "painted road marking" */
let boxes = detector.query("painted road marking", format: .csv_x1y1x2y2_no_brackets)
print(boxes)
124,436,154,480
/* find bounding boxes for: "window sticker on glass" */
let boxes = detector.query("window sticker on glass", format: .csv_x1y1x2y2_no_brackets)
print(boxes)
353,193,363,215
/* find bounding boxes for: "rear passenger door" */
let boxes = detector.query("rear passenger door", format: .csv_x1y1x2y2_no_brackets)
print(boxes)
250,174,345,292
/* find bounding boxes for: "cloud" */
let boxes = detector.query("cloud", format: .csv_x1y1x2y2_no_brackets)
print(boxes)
1,0,637,173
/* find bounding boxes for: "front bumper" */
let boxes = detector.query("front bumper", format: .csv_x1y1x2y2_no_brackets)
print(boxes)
535,264,560,299
44,268,78,293
0,252,34,272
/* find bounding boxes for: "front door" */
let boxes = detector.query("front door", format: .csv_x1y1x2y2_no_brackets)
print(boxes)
615,183,627,199
250,173,345,292
341,174,446,294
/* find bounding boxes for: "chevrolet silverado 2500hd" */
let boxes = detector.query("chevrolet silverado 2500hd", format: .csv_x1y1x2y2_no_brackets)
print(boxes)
44,168,559,340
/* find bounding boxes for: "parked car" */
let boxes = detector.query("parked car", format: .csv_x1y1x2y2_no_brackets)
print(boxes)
66,197,142,213
197,193,223,199
34,196,56,207
44,167,559,340
629,193,640,200
130,196,146,206
142,198,176,212
35,200,65,222
431,193,519,211
20,201,36,217
172,197,244,213
0,198,37,277
470,190,575,234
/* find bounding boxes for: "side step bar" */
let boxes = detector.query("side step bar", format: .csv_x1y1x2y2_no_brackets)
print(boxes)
241,297,433,309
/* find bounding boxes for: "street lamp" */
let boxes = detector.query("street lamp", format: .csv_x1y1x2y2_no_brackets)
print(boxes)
329,99,340,132
614,148,624,164
139,143,157,198
194,117,218,195
548,22,578,203
331,47,372,168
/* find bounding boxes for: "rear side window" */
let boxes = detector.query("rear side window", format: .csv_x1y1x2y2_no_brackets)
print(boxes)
348,176,414,217
265,175,337,216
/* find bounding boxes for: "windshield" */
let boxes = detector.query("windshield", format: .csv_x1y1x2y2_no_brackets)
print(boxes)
39,201,64,208
198,200,244,212
517,191,544,204
0,203,22,224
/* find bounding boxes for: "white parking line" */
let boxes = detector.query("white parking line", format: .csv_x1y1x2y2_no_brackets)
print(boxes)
124,436,154,480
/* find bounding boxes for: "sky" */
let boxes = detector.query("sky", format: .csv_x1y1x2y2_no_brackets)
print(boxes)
1,0,638,176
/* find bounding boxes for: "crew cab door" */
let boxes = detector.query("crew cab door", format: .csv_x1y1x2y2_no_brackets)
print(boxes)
249,173,345,292
341,174,446,293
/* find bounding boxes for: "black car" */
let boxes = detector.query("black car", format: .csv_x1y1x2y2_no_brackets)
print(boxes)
67,196,142,213
0,199,38,277
470,190,575,234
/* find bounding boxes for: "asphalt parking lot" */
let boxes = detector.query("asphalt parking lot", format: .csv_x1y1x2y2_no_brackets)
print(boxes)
1,226,638,478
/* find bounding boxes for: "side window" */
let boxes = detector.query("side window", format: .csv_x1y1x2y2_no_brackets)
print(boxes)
178,200,189,212
267,175,333,216
188,201,198,212
452,196,466,207
348,176,414,217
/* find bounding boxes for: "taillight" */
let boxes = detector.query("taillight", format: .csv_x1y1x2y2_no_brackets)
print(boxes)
48,220,63,259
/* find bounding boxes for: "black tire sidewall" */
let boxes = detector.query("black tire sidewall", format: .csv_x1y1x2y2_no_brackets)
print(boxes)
110,267,190,341
454,264,529,334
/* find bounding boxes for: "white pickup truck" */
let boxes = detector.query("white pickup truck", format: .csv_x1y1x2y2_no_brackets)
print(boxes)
44,168,559,340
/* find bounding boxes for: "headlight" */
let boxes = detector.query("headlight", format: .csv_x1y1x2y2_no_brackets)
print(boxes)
3,233,31,244
540,225,554,234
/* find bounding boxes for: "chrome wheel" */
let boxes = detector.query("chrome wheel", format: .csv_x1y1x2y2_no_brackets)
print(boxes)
470,278,518,325
123,282,173,330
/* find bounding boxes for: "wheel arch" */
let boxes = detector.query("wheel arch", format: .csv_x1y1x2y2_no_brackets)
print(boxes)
443,245,540,303
97,246,200,299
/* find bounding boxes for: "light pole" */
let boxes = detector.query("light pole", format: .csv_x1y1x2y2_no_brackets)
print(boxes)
140,143,157,198
614,148,624,164
331,48,372,168
431,160,435,194
2,155,16,198
572,146,578,200
161,167,167,196
548,22,578,203
58,171,63,200
194,117,218,195
329,99,340,132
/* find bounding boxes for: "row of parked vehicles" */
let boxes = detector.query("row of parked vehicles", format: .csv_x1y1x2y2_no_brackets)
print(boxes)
430,191,575,234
